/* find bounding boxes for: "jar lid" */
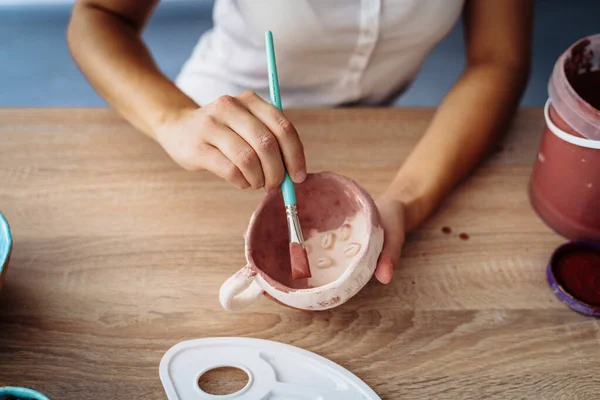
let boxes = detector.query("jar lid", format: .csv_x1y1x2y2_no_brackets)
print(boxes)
547,241,600,317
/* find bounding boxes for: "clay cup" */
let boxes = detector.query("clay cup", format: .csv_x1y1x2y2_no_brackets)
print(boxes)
219,172,383,311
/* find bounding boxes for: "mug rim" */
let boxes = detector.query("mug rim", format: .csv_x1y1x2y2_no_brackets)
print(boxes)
244,171,379,293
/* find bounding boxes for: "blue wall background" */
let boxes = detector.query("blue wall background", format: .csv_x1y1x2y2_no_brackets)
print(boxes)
1,0,598,107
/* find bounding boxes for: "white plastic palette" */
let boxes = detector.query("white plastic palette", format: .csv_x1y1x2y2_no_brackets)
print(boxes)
159,337,380,399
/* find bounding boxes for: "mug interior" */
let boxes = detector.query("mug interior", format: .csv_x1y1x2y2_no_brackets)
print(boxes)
247,173,370,289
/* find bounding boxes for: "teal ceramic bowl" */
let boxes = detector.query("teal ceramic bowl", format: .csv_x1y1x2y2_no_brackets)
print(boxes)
0,221,49,400
0,213,11,292
0,387,50,400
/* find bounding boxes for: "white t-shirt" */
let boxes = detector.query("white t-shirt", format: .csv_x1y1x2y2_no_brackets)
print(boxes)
176,0,465,107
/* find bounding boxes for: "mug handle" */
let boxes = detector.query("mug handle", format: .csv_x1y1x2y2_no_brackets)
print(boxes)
219,265,264,311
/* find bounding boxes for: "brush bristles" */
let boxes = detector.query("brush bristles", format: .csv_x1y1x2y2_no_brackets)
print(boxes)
289,242,311,280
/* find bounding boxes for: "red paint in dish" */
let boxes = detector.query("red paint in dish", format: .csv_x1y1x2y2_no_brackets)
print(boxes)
554,247,600,306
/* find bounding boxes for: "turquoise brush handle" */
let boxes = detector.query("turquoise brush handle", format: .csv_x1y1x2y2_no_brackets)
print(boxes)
265,31,296,206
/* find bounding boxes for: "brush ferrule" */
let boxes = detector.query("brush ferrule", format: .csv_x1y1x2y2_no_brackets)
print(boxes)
285,204,305,246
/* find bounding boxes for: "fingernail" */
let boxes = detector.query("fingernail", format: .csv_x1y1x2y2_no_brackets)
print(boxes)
376,262,393,284
294,170,306,183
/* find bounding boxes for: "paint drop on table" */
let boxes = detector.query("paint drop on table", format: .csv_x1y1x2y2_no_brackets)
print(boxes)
442,226,452,234
459,233,469,240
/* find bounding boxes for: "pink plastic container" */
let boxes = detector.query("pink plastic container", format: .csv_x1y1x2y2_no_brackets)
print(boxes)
530,34,600,240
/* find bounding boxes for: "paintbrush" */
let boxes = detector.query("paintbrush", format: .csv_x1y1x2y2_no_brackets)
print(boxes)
265,30,311,280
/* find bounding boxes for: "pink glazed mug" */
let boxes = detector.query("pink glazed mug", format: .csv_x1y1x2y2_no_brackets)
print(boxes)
219,172,384,311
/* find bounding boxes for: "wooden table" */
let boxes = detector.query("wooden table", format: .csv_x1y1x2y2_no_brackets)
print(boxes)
0,108,598,399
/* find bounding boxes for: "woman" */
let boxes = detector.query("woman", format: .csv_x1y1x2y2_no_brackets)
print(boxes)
67,0,533,284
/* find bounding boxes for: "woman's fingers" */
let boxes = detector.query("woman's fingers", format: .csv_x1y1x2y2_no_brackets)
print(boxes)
238,91,307,184
175,92,306,190
216,94,286,189
203,110,265,189
374,199,407,284
197,144,250,189
375,245,399,284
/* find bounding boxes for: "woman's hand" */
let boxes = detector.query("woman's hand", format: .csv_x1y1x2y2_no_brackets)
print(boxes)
374,197,407,284
154,91,307,190
371,1,532,285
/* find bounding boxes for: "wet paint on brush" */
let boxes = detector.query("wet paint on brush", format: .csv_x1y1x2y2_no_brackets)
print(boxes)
289,242,311,280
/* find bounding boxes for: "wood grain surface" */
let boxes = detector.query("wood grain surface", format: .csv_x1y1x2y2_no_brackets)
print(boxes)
0,108,598,399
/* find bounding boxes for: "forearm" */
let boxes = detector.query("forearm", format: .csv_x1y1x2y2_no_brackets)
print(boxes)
384,62,528,231
67,3,197,139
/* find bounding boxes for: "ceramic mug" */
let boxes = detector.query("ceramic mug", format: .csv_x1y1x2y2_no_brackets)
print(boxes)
219,172,384,311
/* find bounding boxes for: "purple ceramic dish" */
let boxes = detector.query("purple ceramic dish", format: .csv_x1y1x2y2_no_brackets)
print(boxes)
547,241,600,318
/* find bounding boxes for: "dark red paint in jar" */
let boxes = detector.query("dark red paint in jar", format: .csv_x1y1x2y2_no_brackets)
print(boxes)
548,242,600,317
529,34,600,241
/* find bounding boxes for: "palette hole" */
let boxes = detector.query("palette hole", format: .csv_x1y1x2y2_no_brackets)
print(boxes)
198,366,249,396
